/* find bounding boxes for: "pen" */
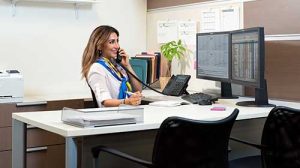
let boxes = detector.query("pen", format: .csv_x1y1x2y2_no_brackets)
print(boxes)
126,91,134,96
126,91,144,98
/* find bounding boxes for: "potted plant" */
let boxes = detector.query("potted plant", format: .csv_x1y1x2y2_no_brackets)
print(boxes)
160,39,187,88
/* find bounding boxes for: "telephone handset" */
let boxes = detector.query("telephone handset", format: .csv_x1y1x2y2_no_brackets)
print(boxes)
116,49,122,63
162,75,191,96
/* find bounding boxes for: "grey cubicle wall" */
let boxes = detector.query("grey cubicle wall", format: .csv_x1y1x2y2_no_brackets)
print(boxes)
244,0,300,101
244,0,300,35
148,0,300,101
147,0,210,9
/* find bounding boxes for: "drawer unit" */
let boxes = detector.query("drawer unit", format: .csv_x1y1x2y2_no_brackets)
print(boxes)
0,145,65,168
27,144,65,168
16,101,47,112
0,150,11,168
0,104,17,127
47,99,84,110
1,99,85,168
0,127,12,151
0,102,47,127
27,127,65,148
0,126,65,151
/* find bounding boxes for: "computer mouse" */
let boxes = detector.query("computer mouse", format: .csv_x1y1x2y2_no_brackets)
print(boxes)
180,102,190,105
198,99,212,105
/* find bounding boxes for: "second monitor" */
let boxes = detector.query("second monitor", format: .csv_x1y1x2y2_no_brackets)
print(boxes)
231,27,274,107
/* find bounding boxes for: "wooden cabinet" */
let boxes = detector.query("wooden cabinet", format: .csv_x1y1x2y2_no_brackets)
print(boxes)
84,98,96,108
0,127,12,151
0,104,17,127
27,128,65,147
47,99,84,111
0,98,85,168
0,104,14,168
27,144,65,168
0,150,12,168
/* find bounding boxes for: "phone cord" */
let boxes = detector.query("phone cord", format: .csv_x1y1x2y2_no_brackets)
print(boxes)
120,65,165,95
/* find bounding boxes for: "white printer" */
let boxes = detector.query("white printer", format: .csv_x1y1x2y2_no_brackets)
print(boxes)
0,70,24,103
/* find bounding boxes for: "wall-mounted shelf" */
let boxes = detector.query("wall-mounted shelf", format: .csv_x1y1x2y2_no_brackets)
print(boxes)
8,0,102,18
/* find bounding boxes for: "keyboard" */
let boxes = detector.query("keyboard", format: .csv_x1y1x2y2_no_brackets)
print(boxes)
181,92,218,104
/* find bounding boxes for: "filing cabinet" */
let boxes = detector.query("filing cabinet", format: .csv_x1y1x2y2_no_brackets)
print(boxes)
0,99,85,168
27,144,65,168
0,150,11,168
0,103,17,127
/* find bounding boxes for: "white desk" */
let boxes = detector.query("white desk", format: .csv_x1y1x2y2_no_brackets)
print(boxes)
12,97,300,168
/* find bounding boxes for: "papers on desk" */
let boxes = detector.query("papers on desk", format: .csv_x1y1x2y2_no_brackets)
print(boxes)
149,100,184,107
64,112,137,127
61,107,144,128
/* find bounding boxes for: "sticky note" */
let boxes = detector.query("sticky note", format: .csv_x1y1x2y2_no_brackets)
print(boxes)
210,106,226,111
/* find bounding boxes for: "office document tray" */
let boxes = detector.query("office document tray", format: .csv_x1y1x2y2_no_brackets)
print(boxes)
61,106,144,128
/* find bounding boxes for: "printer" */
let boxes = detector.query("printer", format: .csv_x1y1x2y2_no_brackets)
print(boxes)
0,70,24,103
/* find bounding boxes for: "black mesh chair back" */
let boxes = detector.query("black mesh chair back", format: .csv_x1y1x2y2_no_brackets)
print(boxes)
87,82,99,108
152,109,239,168
261,106,300,168
90,88,99,108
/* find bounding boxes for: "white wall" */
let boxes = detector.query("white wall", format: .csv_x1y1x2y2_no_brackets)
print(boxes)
0,0,147,98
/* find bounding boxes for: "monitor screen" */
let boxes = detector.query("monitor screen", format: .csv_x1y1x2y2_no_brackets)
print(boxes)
231,27,265,88
230,27,273,107
196,32,236,98
196,32,231,82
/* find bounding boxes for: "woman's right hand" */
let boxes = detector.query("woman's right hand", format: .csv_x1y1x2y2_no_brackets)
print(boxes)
126,91,142,106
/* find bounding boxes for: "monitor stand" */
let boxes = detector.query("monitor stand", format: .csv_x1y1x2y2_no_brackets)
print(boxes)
220,82,238,99
236,79,275,107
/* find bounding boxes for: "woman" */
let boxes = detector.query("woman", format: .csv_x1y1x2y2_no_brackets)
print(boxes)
82,25,142,107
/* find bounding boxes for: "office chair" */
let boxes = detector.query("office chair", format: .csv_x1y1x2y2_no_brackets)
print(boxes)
90,88,99,108
230,106,300,168
87,82,99,108
91,109,239,168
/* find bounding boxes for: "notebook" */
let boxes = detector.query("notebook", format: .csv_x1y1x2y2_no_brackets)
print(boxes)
148,100,184,107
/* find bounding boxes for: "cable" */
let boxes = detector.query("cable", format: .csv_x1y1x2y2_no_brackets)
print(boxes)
121,65,165,95
143,79,159,89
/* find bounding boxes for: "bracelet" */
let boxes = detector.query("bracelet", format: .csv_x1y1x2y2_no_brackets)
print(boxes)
120,99,125,105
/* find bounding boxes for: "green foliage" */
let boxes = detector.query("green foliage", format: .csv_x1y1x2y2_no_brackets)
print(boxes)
160,39,187,62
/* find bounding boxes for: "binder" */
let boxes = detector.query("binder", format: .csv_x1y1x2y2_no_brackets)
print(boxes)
134,54,157,83
154,52,161,79
131,57,152,84
129,59,148,84
136,53,161,80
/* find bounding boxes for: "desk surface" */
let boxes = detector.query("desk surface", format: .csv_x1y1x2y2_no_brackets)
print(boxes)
12,95,300,138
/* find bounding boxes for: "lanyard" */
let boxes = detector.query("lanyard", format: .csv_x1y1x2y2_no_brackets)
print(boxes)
98,58,123,81
97,58,132,99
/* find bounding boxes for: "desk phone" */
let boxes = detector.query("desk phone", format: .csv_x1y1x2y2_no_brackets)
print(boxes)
162,75,190,96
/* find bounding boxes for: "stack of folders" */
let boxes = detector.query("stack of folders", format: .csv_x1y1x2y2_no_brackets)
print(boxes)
62,107,143,128
130,52,161,85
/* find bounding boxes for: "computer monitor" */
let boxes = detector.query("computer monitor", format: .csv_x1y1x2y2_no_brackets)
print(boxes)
231,27,274,107
196,31,236,98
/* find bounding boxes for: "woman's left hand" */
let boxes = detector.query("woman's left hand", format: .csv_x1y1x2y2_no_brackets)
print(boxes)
119,48,130,67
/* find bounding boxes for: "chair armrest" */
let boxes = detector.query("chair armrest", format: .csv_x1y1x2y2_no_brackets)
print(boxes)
230,137,267,150
91,145,154,168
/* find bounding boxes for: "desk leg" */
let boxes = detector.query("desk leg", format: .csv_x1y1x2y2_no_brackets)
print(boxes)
66,137,77,168
12,119,26,168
